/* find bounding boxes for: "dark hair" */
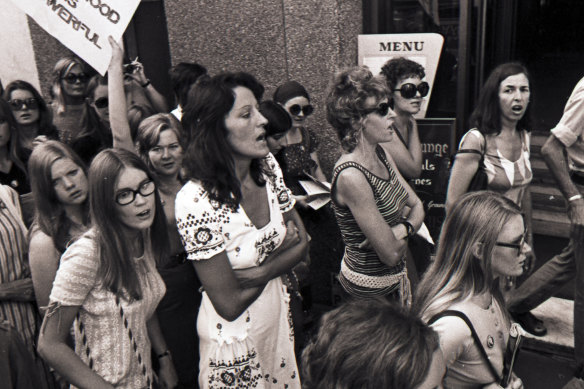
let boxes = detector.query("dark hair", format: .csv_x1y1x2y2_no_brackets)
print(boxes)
0,97,28,177
169,62,208,109
4,80,58,139
470,62,533,135
28,141,88,252
89,148,169,301
326,66,389,152
273,80,310,105
182,72,266,208
259,100,292,137
380,57,426,90
302,298,440,389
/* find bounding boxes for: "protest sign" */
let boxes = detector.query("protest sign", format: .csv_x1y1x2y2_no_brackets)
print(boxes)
358,33,444,118
9,0,141,75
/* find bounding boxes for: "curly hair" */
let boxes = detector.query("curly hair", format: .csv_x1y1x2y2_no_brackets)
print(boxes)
470,62,533,135
325,66,388,152
380,57,426,90
302,297,440,389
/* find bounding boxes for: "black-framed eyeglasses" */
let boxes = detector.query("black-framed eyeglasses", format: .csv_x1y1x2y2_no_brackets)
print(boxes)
9,98,39,111
62,73,89,84
115,180,156,205
495,230,527,255
360,102,391,117
394,82,430,99
288,104,314,116
93,97,109,109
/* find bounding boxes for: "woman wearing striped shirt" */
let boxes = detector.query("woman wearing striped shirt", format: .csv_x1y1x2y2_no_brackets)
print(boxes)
326,66,424,304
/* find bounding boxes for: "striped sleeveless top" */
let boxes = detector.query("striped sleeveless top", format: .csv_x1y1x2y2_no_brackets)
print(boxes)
331,146,410,299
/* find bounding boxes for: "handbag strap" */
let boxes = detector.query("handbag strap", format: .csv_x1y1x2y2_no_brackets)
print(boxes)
456,129,486,161
429,309,501,382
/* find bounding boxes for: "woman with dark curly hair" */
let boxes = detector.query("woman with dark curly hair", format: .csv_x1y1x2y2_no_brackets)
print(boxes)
176,72,307,388
326,66,424,303
379,56,427,179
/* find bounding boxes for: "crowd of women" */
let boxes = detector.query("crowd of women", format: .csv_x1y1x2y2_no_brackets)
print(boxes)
0,33,542,388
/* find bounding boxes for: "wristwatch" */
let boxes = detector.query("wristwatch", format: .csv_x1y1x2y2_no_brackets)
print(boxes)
402,221,415,238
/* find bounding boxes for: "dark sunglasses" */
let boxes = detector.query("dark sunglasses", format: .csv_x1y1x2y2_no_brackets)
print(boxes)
9,98,39,111
394,81,430,99
93,97,109,109
361,102,391,117
62,73,89,84
288,104,314,116
495,230,527,255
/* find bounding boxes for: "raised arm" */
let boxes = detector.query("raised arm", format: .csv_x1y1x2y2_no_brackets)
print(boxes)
127,60,168,113
107,37,134,152
336,167,407,267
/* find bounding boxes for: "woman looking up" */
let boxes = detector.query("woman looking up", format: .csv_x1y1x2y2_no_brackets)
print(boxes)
379,57,426,179
415,191,526,389
38,149,178,388
176,72,308,388
326,66,424,303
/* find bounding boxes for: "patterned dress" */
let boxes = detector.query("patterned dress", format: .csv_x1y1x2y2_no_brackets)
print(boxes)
459,129,532,206
49,231,166,388
331,146,411,302
175,153,300,389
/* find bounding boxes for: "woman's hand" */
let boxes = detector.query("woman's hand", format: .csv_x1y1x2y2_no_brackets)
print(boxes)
158,357,178,389
482,374,523,389
108,36,124,68
125,59,149,86
280,220,301,251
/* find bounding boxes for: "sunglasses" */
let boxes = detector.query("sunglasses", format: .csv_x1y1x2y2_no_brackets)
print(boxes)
62,73,89,84
495,230,527,255
93,97,108,109
9,98,39,111
361,102,391,117
393,81,430,99
288,104,314,116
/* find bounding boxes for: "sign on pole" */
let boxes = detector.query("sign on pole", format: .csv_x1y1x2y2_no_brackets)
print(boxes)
9,0,141,75
358,33,444,118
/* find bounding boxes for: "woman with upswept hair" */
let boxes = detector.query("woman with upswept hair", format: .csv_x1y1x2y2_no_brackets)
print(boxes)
414,191,526,388
38,149,178,388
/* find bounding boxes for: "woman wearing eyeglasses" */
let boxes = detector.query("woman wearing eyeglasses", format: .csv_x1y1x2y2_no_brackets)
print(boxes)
379,57,427,179
38,149,178,389
326,66,424,302
4,80,58,151
50,57,91,144
414,191,526,389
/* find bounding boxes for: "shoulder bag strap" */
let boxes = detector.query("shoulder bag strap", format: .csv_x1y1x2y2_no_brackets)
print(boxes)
429,309,501,382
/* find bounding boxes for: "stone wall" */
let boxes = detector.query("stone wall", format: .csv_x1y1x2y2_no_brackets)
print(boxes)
165,0,363,178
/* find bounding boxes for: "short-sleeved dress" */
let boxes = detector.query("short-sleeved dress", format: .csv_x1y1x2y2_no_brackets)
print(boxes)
49,231,166,388
331,146,411,303
175,153,300,389
459,129,532,206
